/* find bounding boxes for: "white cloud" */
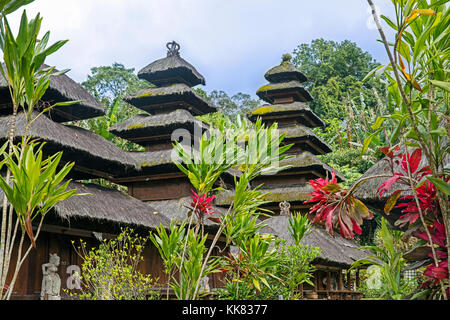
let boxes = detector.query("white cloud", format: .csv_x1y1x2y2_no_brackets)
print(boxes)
7,0,395,96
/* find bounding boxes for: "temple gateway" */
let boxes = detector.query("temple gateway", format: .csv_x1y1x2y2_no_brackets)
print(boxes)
0,42,368,300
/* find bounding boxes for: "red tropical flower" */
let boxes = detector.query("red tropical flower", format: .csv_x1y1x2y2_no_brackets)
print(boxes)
416,221,447,250
190,190,216,219
395,179,437,226
305,171,372,239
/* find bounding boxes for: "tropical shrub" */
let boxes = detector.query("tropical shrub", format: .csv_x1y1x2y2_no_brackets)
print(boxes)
70,228,159,300
0,5,79,300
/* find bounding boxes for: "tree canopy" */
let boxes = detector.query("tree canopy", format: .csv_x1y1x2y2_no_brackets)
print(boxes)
292,38,385,120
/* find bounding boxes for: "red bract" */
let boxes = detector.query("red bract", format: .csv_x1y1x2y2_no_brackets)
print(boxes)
190,190,215,218
377,175,402,198
400,148,422,174
424,260,449,281
416,221,446,249
396,179,437,226
305,171,372,239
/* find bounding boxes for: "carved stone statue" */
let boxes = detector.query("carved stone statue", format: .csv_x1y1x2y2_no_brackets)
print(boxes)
199,276,211,293
40,253,61,300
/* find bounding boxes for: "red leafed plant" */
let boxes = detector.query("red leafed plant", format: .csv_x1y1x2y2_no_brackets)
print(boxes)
305,171,373,239
189,190,216,223
376,147,440,227
415,221,449,295
375,147,448,297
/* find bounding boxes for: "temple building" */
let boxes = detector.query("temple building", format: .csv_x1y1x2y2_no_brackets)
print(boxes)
0,68,171,299
0,45,368,300
109,42,232,227
216,54,368,300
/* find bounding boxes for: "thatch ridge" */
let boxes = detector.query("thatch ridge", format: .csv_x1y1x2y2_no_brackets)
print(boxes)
0,181,171,230
256,80,313,104
249,102,325,128
109,109,208,142
124,83,217,115
0,112,140,177
264,61,307,83
138,54,205,87
281,125,332,154
259,215,369,267
148,197,225,232
0,64,105,122
215,184,314,206
280,151,345,182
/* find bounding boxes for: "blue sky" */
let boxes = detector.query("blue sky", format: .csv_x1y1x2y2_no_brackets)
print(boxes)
8,0,396,98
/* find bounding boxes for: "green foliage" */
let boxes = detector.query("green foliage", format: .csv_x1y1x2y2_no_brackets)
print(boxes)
0,5,77,300
149,220,186,279
217,238,320,300
0,141,77,246
292,38,384,120
0,10,70,116
70,228,159,300
288,212,312,246
171,229,220,300
78,63,150,151
319,147,375,187
173,123,245,195
195,89,260,116
352,219,417,300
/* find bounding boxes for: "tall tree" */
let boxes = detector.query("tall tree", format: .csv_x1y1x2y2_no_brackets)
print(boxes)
292,39,384,120
78,63,150,151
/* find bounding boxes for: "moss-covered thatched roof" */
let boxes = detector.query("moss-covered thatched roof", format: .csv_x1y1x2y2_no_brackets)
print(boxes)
0,180,171,231
259,215,369,268
215,184,314,206
264,54,307,83
280,151,344,181
114,149,239,185
148,197,226,232
281,125,332,155
256,80,313,104
109,109,208,144
249,102,325,128
124,83,217,116
138,53,205,87
0,65,105,122
0,112,139,179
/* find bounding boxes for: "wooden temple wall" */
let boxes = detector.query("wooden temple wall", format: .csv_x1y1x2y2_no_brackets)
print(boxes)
8,228,226,300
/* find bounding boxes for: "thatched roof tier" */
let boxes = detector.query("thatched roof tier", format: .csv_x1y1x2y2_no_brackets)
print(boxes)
256,81,313,104
113,149,239,186
215,184,314,206
281,125,332,155
249,102,324,128
259,215,369,268
109,109,207,145
264,54,307,83
0,181,171,231
280,152,345,182
0,112,139,179
138,52,205,87
148,197,226,232
0,65,105,122
124,83,217,116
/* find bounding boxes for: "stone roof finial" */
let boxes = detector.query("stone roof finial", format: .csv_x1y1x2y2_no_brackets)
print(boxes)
281,53,292,63
167,41,180,57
